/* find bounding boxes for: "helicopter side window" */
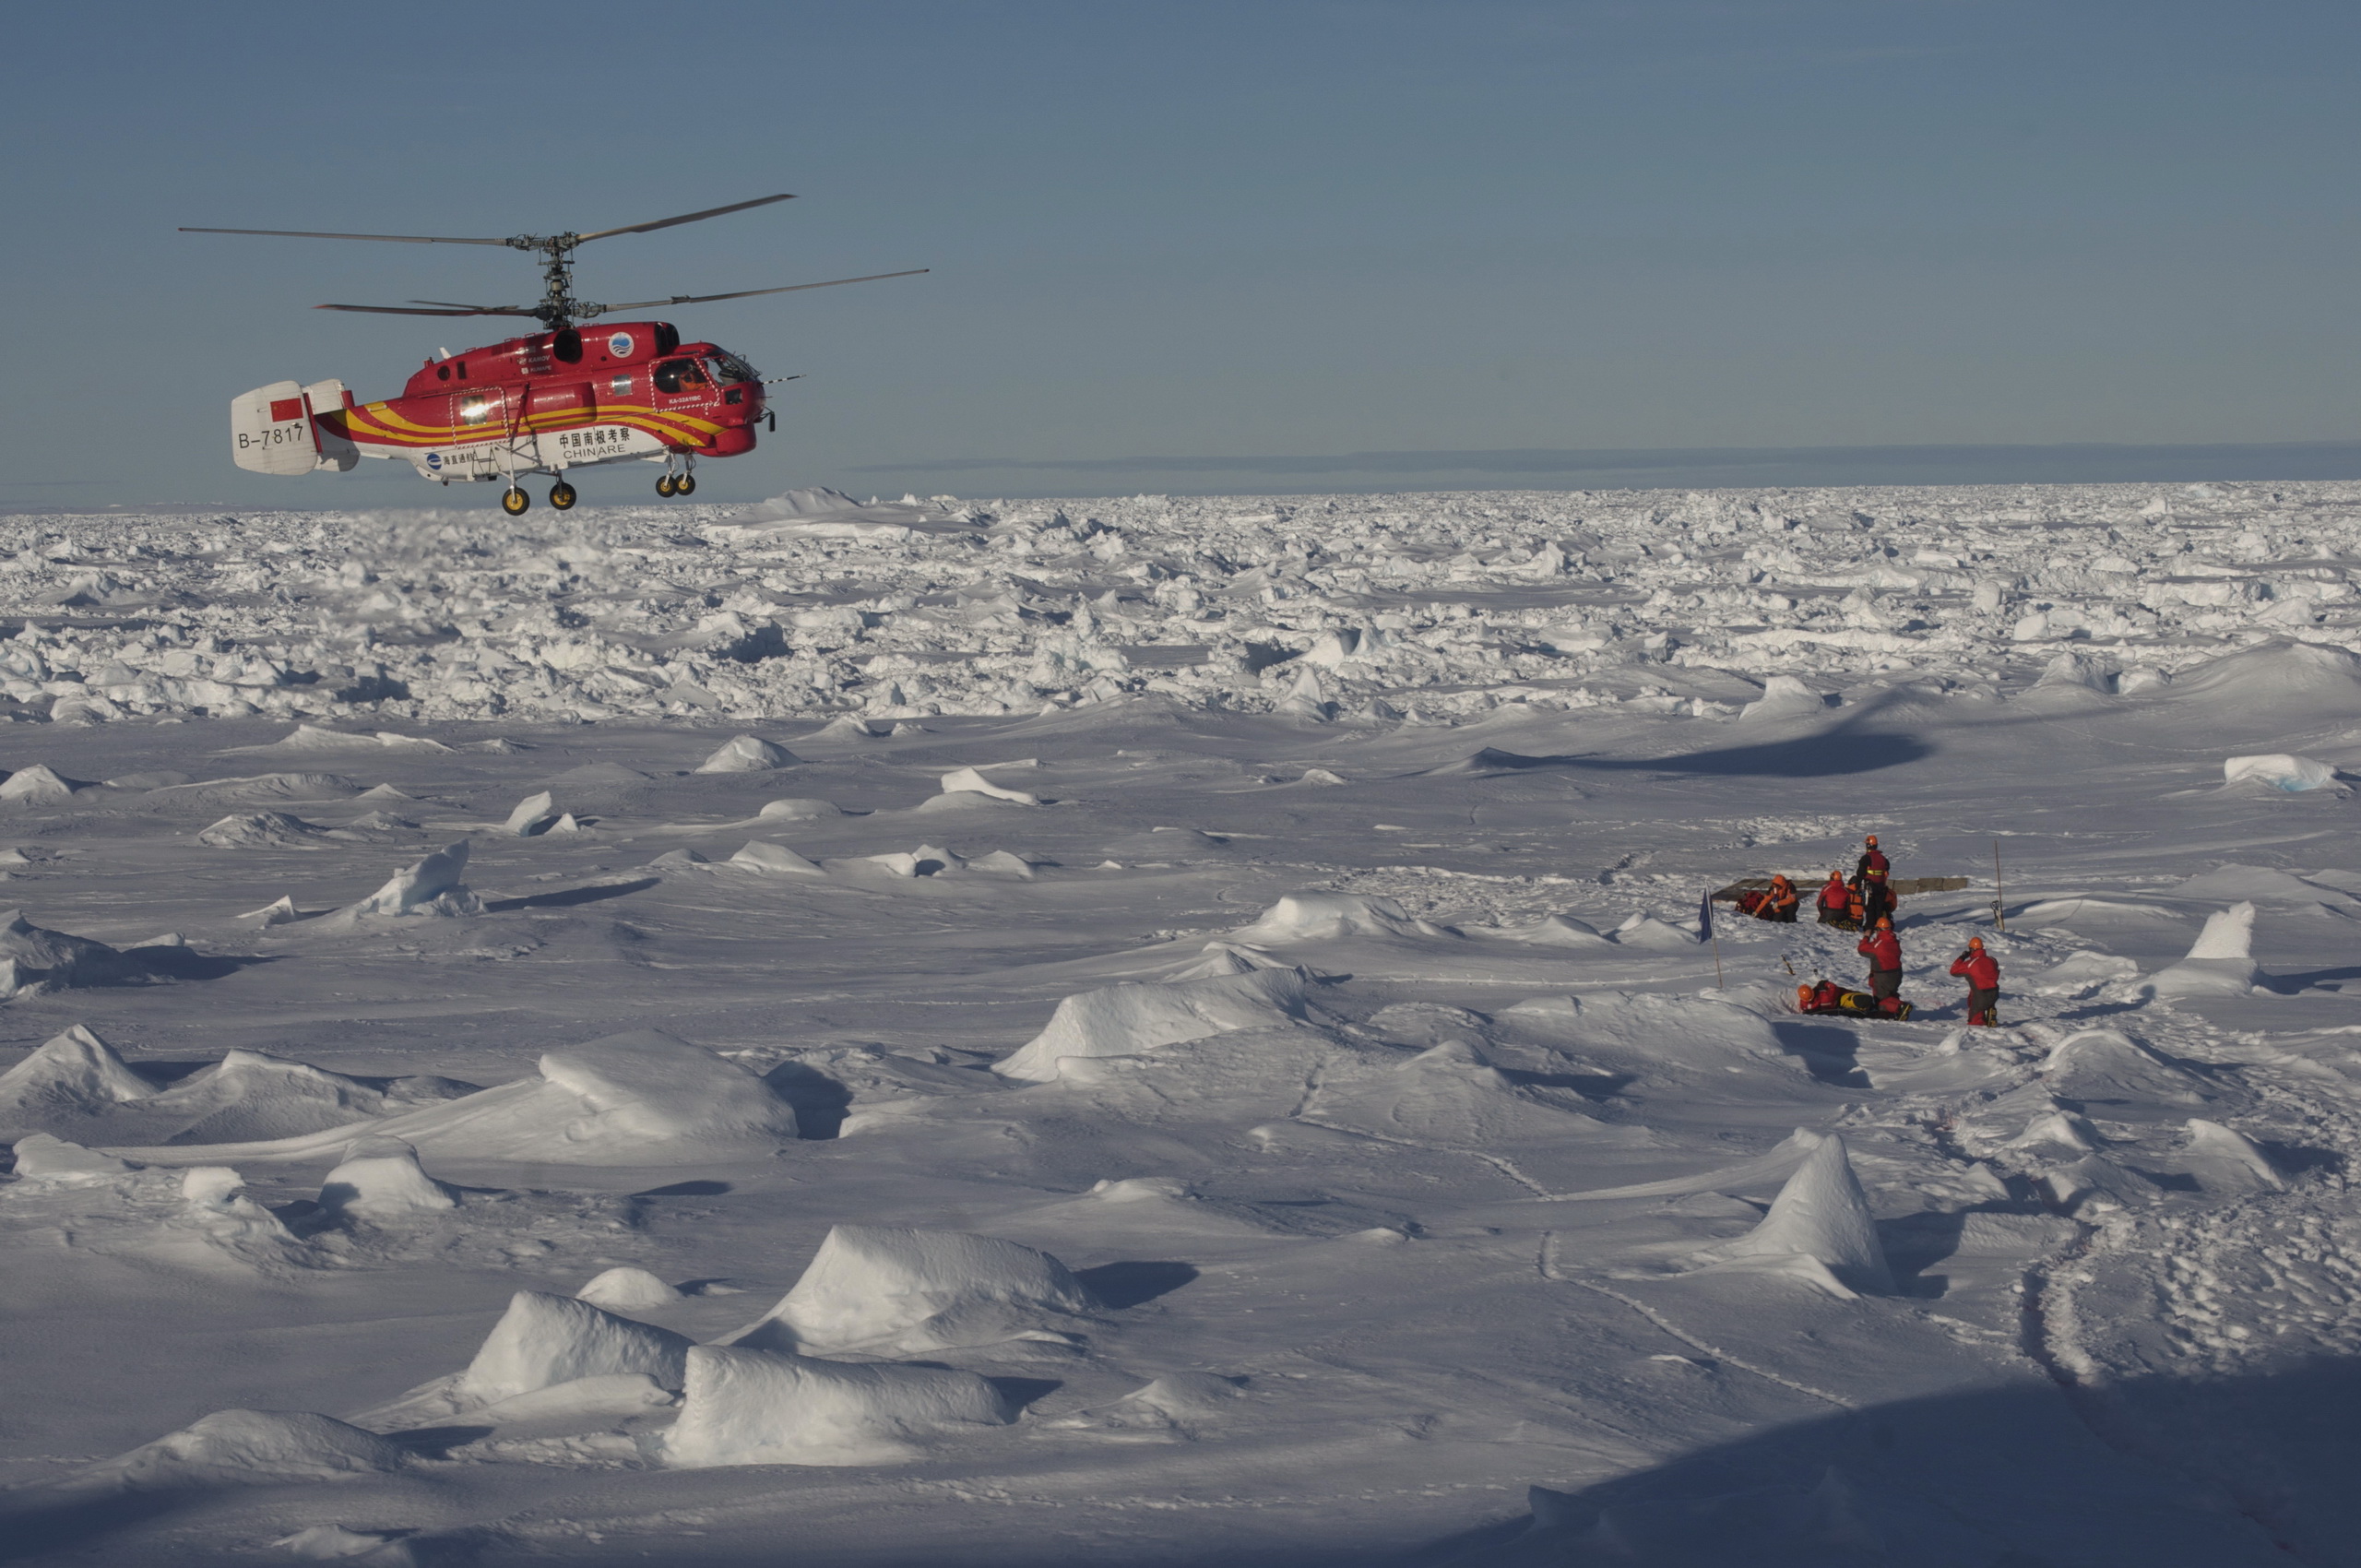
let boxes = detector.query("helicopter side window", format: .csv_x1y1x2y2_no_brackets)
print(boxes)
652,359,709,396
457,394,497,425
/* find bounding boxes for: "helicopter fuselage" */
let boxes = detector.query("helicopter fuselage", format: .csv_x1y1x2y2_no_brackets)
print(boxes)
232,319,765,497
336,320,763,482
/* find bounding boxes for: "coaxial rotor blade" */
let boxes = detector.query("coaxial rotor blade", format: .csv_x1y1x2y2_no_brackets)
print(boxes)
181,226,509,245
591,269,930,313
409,299,503,309
314,303,539,316
573,193,797,244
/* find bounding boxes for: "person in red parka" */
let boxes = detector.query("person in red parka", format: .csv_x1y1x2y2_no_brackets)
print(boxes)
1857,915,1903,1005
1816,869,1852,925
1950,935,2000,1025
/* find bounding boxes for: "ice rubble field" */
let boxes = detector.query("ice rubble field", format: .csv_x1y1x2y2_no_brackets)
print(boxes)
0,481,2356,1565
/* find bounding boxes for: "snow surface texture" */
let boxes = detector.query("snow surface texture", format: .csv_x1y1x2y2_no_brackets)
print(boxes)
1,481,2360,1564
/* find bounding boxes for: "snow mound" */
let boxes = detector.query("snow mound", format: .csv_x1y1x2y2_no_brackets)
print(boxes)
2040,1028,2211,1108
502,790,560,837
156,1051,410,1145
1307,1039,1613,1145
1739,675,1833,721
993,968,1317,1084
662,1346,1014,1467
1229,892,1440,943
1712,1130,1893,1295
759,797,843,819
724,1224,1099,1357
455,1290,693,1408
2224,753,2340,792
576,1266,682,1312
274,1524,425,1562
2183,1119,2284,1192
147,773,362,807
198,812,331,849
1043,1372,1247,1440
730,839,825,875
115,1030,801,1166
75,1409,409,1489
1274,667,1334,721
0,910,144,993
12,1132,139,1181
245,724,452,754
329,841,479,921
2142,902,2261,997
1609,911,1701,948
1419,747,1576,777
318,1140,457,1218
2173,638,2361,716
0,764,87,803
1468,914,1614,948
696,735,801,773
940,766,1040,805
2023,950,2140,997
0,1024,153,1136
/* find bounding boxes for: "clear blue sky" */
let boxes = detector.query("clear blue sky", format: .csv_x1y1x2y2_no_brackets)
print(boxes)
5,1,2357,508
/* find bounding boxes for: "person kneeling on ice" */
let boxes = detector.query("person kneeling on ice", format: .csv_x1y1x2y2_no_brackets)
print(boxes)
1816,869,1855,927
1857,916,1905,1014
1734,875,1798,921
1950,935,2001,1025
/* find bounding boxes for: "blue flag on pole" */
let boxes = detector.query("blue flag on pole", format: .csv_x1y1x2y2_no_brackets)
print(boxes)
1698,887,1714,943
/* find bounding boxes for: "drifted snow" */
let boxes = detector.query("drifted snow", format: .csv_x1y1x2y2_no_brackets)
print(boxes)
74,1409,409,1489
1,484,2360,1564
661,1345,1014,1467
1711,1130,1895,1296
453,1290,693,1408
694,734,801,773
991,968,1320,1083
724,1224,1098,1357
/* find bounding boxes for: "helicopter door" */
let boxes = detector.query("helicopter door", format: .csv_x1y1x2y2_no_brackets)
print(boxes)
451,386,509,445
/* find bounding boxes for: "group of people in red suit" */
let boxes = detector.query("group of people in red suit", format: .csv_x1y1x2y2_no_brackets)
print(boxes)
1748,835,2003,1024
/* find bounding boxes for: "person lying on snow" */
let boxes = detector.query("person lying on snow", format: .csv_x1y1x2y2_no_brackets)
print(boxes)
1795,977,1915,1020
1735,874,1800,922
1816,870,1855,926
1950,936,2001,1026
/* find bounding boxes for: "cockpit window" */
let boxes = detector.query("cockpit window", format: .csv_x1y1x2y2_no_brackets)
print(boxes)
653,358,709,395
708,351,757,385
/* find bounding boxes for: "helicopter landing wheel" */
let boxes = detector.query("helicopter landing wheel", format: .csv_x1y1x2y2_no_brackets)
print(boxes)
549,480,577,511
501,486,530,517
655,473,677,497
674,472,696,496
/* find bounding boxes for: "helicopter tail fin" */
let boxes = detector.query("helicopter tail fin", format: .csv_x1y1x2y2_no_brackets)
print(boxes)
231,380,357,474
231,381,318,475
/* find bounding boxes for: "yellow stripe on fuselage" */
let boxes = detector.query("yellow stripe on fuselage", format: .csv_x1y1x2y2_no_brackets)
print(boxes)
336,398,724,451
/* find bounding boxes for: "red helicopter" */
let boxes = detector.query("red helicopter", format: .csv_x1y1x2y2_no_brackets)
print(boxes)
184,194,925,514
